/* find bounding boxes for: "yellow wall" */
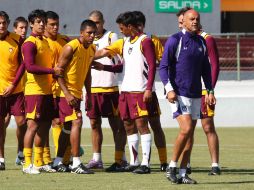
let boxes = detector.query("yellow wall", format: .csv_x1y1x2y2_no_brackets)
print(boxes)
221,0,254,11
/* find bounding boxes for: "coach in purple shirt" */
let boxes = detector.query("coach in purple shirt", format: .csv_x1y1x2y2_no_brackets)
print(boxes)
159,9,216,184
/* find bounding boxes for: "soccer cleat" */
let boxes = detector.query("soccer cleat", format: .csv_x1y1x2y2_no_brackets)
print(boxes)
0,162,5,170
123,164,140,172
22,164,40,174
186,167,192,174
166,167,178,184
178,175,197,184
160,163,168,172
105,162,126,173
37,164,56,173
53,163,70,173
15,156,25,166
86,159,103,169
132,165,151,174
208,166,221,175
71,163,94,174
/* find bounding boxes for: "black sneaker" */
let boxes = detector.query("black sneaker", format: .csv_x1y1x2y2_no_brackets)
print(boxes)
186,167,192,174
124,164,140,172
160,163,168,172
53,163,70,172
0,162,5,170
208,167,221,175
105,162,126,172
178,174,197,184
166,167,178,184
132,165,151,174
71,163,94,174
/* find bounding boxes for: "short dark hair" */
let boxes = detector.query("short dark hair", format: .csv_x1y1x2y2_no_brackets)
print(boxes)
89,10,104,21
116,11,137,27
0,11,10,24
80,19,97,31
46,11,59,22
28,9,46,24
133,11,146,26
13,16,28,28
176,7,192,17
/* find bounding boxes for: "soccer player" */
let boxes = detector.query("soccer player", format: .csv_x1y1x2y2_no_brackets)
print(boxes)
22,9,61,174
177,7,221,175
93,11,156,174
52,19,96,174
44,10,72,168
159,9,216,184
13,16,28,39
133,10,168,171
85,10,127,171
0,11,26,170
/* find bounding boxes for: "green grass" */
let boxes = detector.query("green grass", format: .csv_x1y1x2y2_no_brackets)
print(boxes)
2,127,254,190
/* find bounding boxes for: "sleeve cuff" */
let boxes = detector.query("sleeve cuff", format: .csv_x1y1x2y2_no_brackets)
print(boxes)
165,82,174,95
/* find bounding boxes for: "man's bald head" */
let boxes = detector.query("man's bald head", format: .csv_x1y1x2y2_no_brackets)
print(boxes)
183,9,200,33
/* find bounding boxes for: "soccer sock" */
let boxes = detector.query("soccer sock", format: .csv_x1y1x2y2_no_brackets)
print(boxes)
0,158,5,163
179,168,187,177
43,147,52,165
23,148,32,168
212,163,219,167
115,150,124,164
62,146,72,165
127,133,139,166
18,151,24,157
53,157,63,167
52,124,63,156
93,153,102,162
169,160,177,168
140,134,152,167
33,147,44,167
72,157,81,168
157,147,167,164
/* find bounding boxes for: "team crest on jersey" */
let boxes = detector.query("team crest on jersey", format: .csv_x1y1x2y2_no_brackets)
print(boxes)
198,47,202,52
9,48,13,53
128,47,133,54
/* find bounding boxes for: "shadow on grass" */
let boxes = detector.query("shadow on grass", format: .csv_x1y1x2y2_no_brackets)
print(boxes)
192,167,254,175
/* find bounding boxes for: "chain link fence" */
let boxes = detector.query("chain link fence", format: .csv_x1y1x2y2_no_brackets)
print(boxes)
159,33,254,81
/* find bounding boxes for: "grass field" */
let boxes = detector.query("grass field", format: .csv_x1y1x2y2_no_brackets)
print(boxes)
1,127,254,190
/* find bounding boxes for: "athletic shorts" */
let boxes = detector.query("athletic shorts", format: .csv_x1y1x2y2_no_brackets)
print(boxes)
0,92,25,117
170,95,201,120
57,97,82,123
25,94,54,121
118,92,148,120
201,90,215,118
86,92,119,119
53,97,59,119
147,92,161,117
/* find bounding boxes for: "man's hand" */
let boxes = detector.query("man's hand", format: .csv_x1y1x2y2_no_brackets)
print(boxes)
91,61,104,71
167,90,177,103
65,92,79,108
54,66,64,76
143,90,152,103
208,93,216,105
3,85,15,97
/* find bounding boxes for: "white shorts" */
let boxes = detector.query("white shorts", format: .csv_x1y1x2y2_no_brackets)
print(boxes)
170,96,201,120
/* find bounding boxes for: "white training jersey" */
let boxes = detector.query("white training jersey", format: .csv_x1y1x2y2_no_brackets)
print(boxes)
121,34,148,92
92,30,119,88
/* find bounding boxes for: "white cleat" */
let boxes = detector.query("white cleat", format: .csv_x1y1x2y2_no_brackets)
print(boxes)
23,164,40,174
34,164,56,173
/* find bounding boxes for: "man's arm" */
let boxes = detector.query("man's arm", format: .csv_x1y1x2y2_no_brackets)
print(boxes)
22,41,55,74
84,67,92,111
57,45,78,107
159,37,179,103
206,36,220,88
